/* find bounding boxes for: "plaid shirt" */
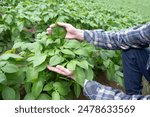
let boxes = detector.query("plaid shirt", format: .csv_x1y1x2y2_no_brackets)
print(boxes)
84,22,150,50
83,22,150,100
83,80,150,100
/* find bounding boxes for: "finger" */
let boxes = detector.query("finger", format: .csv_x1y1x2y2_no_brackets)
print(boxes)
56,65,73,75
56,65,69,74
47,66,68,76
46,28,52,34
49,24,56,28
56,65,69,73
47,66,59,72
56,65,74,79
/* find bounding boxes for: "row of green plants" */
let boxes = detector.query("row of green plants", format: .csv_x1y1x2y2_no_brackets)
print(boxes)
92,0,150,22
0,0,144,99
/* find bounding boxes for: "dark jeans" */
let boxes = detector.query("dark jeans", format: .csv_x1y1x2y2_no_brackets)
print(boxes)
122,48,150,95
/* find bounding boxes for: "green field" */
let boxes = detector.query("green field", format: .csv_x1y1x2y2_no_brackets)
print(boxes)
96,0,150,21
0,0,150,100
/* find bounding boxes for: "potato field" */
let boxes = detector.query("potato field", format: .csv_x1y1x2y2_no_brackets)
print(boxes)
0,0,150,100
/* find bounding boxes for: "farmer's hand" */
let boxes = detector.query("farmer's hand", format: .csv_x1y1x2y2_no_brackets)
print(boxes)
47,22,84,41
47,65,74,79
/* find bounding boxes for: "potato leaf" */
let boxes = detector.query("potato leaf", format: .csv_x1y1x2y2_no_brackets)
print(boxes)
2,87,16,100
33,53,47,67
1,64,18,73
49,55,64,66
52,91,60,100
51,25,66,43
0,71,6,83
31,80,43,98
74,66,85,86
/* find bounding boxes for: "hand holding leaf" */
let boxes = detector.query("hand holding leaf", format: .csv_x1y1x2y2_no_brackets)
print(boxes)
47,22,84,41
47,65,74,79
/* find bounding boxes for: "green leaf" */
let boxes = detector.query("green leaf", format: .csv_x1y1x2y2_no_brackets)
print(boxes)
103,59,111,68
0,61,7,68
74,66,85,86
1,64,18,73
5,14,13,24
51,25,66,41
116,71,123,77
48,12,57,19
27,42,43,53
13,42,25,49
33,53,47,67
24,82,32,93
24,93,36,100
15,90,20,100
54,49,60,55
17,21,24,32
116,76,124,87
26,67,38,82
49,55,64,66
53,82,70,96
31,81,43,98
0,47,3,52
61,49,75,57
35,61,47,72
0,26,3,33
63,40,80,49
2,87,16,100
105,61,115,80
77,60,89,70
48,49,55,56
37,93,51,100
0,53,23,60
85,67,94,80
5,69,25,85
52,91,60,100
56,16,68,22
66,60,77,70
0,71,6,83
83,43,95,53
44,15,49,23
74,83,81,98
74,48,89,56
43,83,53,91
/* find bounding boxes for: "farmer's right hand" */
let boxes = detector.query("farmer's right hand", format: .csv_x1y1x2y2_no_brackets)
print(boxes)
47,22,84,41
47,65,74,79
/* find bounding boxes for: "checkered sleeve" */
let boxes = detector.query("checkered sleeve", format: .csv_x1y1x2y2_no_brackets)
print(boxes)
84,22,150,50
83,80,150,100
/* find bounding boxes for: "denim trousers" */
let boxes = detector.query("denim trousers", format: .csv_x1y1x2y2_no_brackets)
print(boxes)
122,48,150,95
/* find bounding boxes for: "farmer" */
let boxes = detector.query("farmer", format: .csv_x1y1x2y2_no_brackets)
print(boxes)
47,22,150,100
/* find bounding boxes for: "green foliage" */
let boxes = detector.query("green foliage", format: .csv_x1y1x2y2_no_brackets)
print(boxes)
0,28,96,100
93,0,150,22
2,86,16,100
1,64,18,73
0,0,148,99
51,25,66,44
14,30,96,99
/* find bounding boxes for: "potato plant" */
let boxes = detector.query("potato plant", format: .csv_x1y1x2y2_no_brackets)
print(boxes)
0,25,97,100
0,0,146,99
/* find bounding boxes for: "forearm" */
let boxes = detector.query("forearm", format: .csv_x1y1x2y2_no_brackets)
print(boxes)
83,80,150,100
84,22,150,50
